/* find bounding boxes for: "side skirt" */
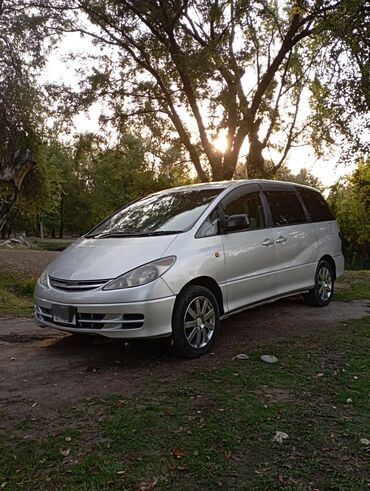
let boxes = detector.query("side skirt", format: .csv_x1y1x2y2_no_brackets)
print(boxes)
220,288,311,321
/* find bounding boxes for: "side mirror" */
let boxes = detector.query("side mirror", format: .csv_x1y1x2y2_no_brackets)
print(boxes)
225,214,249,232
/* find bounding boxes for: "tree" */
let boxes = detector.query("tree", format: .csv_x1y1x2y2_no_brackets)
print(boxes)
309,0,369,162
275,166,324,191
0,0,50,230
88,133,192,225
20,132,192,238
328,158,370,268
5,140,65,238
35,0,367,182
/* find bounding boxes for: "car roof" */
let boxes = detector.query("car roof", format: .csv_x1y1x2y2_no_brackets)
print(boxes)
158,179,320,194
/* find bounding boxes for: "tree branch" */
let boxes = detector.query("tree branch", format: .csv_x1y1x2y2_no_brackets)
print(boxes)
262,51,292,148
273,88,302,172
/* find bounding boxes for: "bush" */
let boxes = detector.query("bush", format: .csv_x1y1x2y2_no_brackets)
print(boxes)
328,159,370,270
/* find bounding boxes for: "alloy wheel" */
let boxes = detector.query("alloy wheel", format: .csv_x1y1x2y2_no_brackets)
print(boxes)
183,296,216,349
317,266,332,301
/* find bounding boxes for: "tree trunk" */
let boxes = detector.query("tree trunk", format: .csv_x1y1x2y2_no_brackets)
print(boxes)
221,153,238,181
0,149,35,188
59,193,64,239
246,123,267,179
210,151,238,181
0,149,35,231
0,185,19,233
211,166,224,182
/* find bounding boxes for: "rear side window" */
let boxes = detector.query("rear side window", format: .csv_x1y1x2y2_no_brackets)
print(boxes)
264,190,306,226
298,188,335,222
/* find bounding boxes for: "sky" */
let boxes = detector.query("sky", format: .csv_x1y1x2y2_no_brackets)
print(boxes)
42,32,356,188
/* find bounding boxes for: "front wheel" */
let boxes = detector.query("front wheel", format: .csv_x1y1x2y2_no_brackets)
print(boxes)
304,260,334,307
171,285,220,358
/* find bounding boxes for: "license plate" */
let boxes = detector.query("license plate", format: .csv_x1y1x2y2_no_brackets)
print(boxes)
51,304,76,325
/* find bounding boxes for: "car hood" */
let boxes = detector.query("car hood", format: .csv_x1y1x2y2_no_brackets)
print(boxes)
46,236,178,281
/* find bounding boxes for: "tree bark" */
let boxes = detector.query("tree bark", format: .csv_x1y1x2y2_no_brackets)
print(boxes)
0,185,19,233
59,193,64,239
0,149,35,188
246,121,267,179
0,149,35,231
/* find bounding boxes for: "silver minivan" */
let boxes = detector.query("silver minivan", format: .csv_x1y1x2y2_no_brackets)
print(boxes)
34,180,344,357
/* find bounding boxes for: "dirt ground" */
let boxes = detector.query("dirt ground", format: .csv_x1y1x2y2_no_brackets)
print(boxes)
0,250,59,274
1,250,369,423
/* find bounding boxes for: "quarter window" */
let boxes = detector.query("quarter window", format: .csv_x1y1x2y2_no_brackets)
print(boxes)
299,188,335,222
264,190,306,226
196,208,221,237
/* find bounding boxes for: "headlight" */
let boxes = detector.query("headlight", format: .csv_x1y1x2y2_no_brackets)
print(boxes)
103,256,176,290
38,269,49,288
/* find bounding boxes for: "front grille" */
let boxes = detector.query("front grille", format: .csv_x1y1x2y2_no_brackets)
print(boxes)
49,277,109,292
35,306,144,330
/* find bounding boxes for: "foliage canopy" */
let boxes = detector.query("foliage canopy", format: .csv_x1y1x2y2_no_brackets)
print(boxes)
34,0,369,181
328,158,370,269
0,0,51,228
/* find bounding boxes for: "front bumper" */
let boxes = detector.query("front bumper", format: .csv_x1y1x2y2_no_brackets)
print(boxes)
34,295,176,339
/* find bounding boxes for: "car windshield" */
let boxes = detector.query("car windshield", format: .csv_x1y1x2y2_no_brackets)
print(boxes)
86,188,224,238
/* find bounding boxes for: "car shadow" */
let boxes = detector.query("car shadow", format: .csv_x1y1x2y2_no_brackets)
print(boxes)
40,296,307,369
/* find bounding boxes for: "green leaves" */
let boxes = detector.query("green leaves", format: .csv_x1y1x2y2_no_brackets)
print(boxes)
328,159,370,268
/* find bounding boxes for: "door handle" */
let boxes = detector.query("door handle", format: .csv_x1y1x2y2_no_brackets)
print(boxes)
275,236,287,244
262,238,274,246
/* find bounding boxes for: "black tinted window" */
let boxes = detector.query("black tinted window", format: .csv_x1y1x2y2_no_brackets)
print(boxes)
299,188,335,222
222,190,266,230
265,190,306,226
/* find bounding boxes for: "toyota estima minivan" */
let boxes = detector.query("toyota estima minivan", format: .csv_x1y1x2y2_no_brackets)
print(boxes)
34,180,344,358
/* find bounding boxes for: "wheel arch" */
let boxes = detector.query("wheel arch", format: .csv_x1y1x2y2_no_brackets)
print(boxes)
176,276,225,316
320,255,336,280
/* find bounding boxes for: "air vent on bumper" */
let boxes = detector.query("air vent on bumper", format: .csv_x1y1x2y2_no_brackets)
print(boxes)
77,313,144,329
35,306,144,330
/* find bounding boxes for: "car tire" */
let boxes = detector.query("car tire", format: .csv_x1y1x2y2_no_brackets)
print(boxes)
171,285,220,358
304,260,334,307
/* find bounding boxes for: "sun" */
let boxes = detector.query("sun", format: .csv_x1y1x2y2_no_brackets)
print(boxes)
213,131,228,153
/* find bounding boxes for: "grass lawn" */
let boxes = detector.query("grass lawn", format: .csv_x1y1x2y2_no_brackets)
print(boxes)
335,270,370,302
0,267,369,490
32,240,72,252
0,268,369,318
0,268,37,316
0,317,369,490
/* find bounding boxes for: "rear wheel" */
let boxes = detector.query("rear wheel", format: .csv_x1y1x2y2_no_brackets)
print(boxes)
304,260,334,307
171,285,220,358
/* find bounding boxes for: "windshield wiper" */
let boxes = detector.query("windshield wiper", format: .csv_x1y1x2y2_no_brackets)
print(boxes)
135,230,181,236
87,231,141,239
87,230,181,239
